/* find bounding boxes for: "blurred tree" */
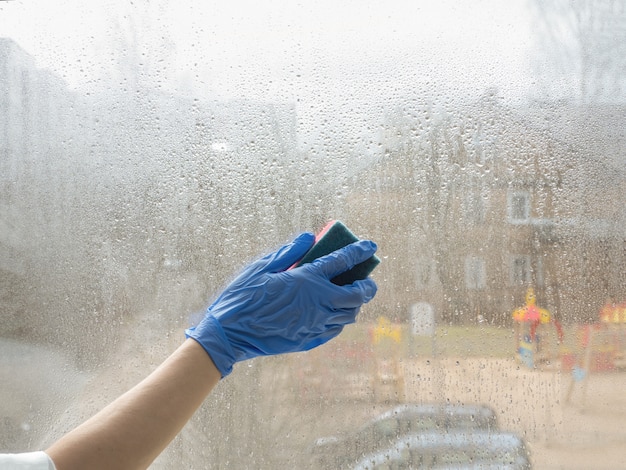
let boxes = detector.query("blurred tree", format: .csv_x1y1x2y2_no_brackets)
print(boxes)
530,0,626,103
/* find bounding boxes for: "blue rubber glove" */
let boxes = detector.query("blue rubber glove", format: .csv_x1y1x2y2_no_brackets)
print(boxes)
186,232,378,377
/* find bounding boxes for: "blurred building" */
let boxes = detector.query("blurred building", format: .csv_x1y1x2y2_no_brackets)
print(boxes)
0,38,302,360
345,93,626,326
0,38,79,340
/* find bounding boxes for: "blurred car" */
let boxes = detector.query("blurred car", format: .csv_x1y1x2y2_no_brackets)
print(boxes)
309,404,499,469
352,430,531,470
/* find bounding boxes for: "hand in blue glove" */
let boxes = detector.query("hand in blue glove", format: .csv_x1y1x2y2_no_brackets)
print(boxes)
186,232,378,377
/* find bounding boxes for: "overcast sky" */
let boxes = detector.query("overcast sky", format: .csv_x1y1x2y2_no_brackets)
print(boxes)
1,0,536,100
1,0,544,153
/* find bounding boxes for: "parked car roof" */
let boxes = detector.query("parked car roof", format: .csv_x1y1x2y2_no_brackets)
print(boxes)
368,404,498,429
309,403,499,469
352,430,531,470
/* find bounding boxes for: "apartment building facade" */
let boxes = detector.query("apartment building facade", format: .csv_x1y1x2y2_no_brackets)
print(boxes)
345,96,626,326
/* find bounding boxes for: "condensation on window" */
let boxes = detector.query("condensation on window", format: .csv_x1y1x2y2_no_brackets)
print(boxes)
1,0,626,468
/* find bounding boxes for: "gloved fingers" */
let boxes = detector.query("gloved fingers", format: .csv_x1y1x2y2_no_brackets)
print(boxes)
327,278,378,310
257,232,315,274
301,324,345,351
311,240,378,281
325,307,360,325
350,277,378,303
226,232,315,285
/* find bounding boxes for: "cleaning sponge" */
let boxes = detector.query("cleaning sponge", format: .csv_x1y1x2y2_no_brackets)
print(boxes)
295,220,380,285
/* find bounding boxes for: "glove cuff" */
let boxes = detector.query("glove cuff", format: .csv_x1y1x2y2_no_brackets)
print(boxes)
185,314,237,378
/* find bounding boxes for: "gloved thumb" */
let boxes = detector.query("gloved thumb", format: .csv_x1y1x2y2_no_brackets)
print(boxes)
262,232,315,273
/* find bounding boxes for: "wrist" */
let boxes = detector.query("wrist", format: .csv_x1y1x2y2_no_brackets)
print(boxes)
185,315,236,378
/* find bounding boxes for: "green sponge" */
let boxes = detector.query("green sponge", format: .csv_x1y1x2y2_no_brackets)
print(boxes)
295,220,380,285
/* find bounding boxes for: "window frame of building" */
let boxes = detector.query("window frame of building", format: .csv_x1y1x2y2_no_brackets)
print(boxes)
507,189,531,224
510,254,532,286
464,256,486,290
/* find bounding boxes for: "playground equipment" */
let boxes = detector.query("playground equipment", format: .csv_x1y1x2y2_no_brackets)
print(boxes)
371,316,402,345
370,316,405,402
295,317,406,403
512,288,564,369
566,301,626,371
565,300,626,405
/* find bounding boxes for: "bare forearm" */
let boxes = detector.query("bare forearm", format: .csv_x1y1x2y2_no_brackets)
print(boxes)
47,339,220,470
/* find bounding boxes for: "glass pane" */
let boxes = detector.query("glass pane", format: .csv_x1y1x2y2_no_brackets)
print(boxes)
1,1,625,469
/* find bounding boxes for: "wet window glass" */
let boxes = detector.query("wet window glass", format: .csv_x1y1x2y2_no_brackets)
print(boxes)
1,0,626,468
